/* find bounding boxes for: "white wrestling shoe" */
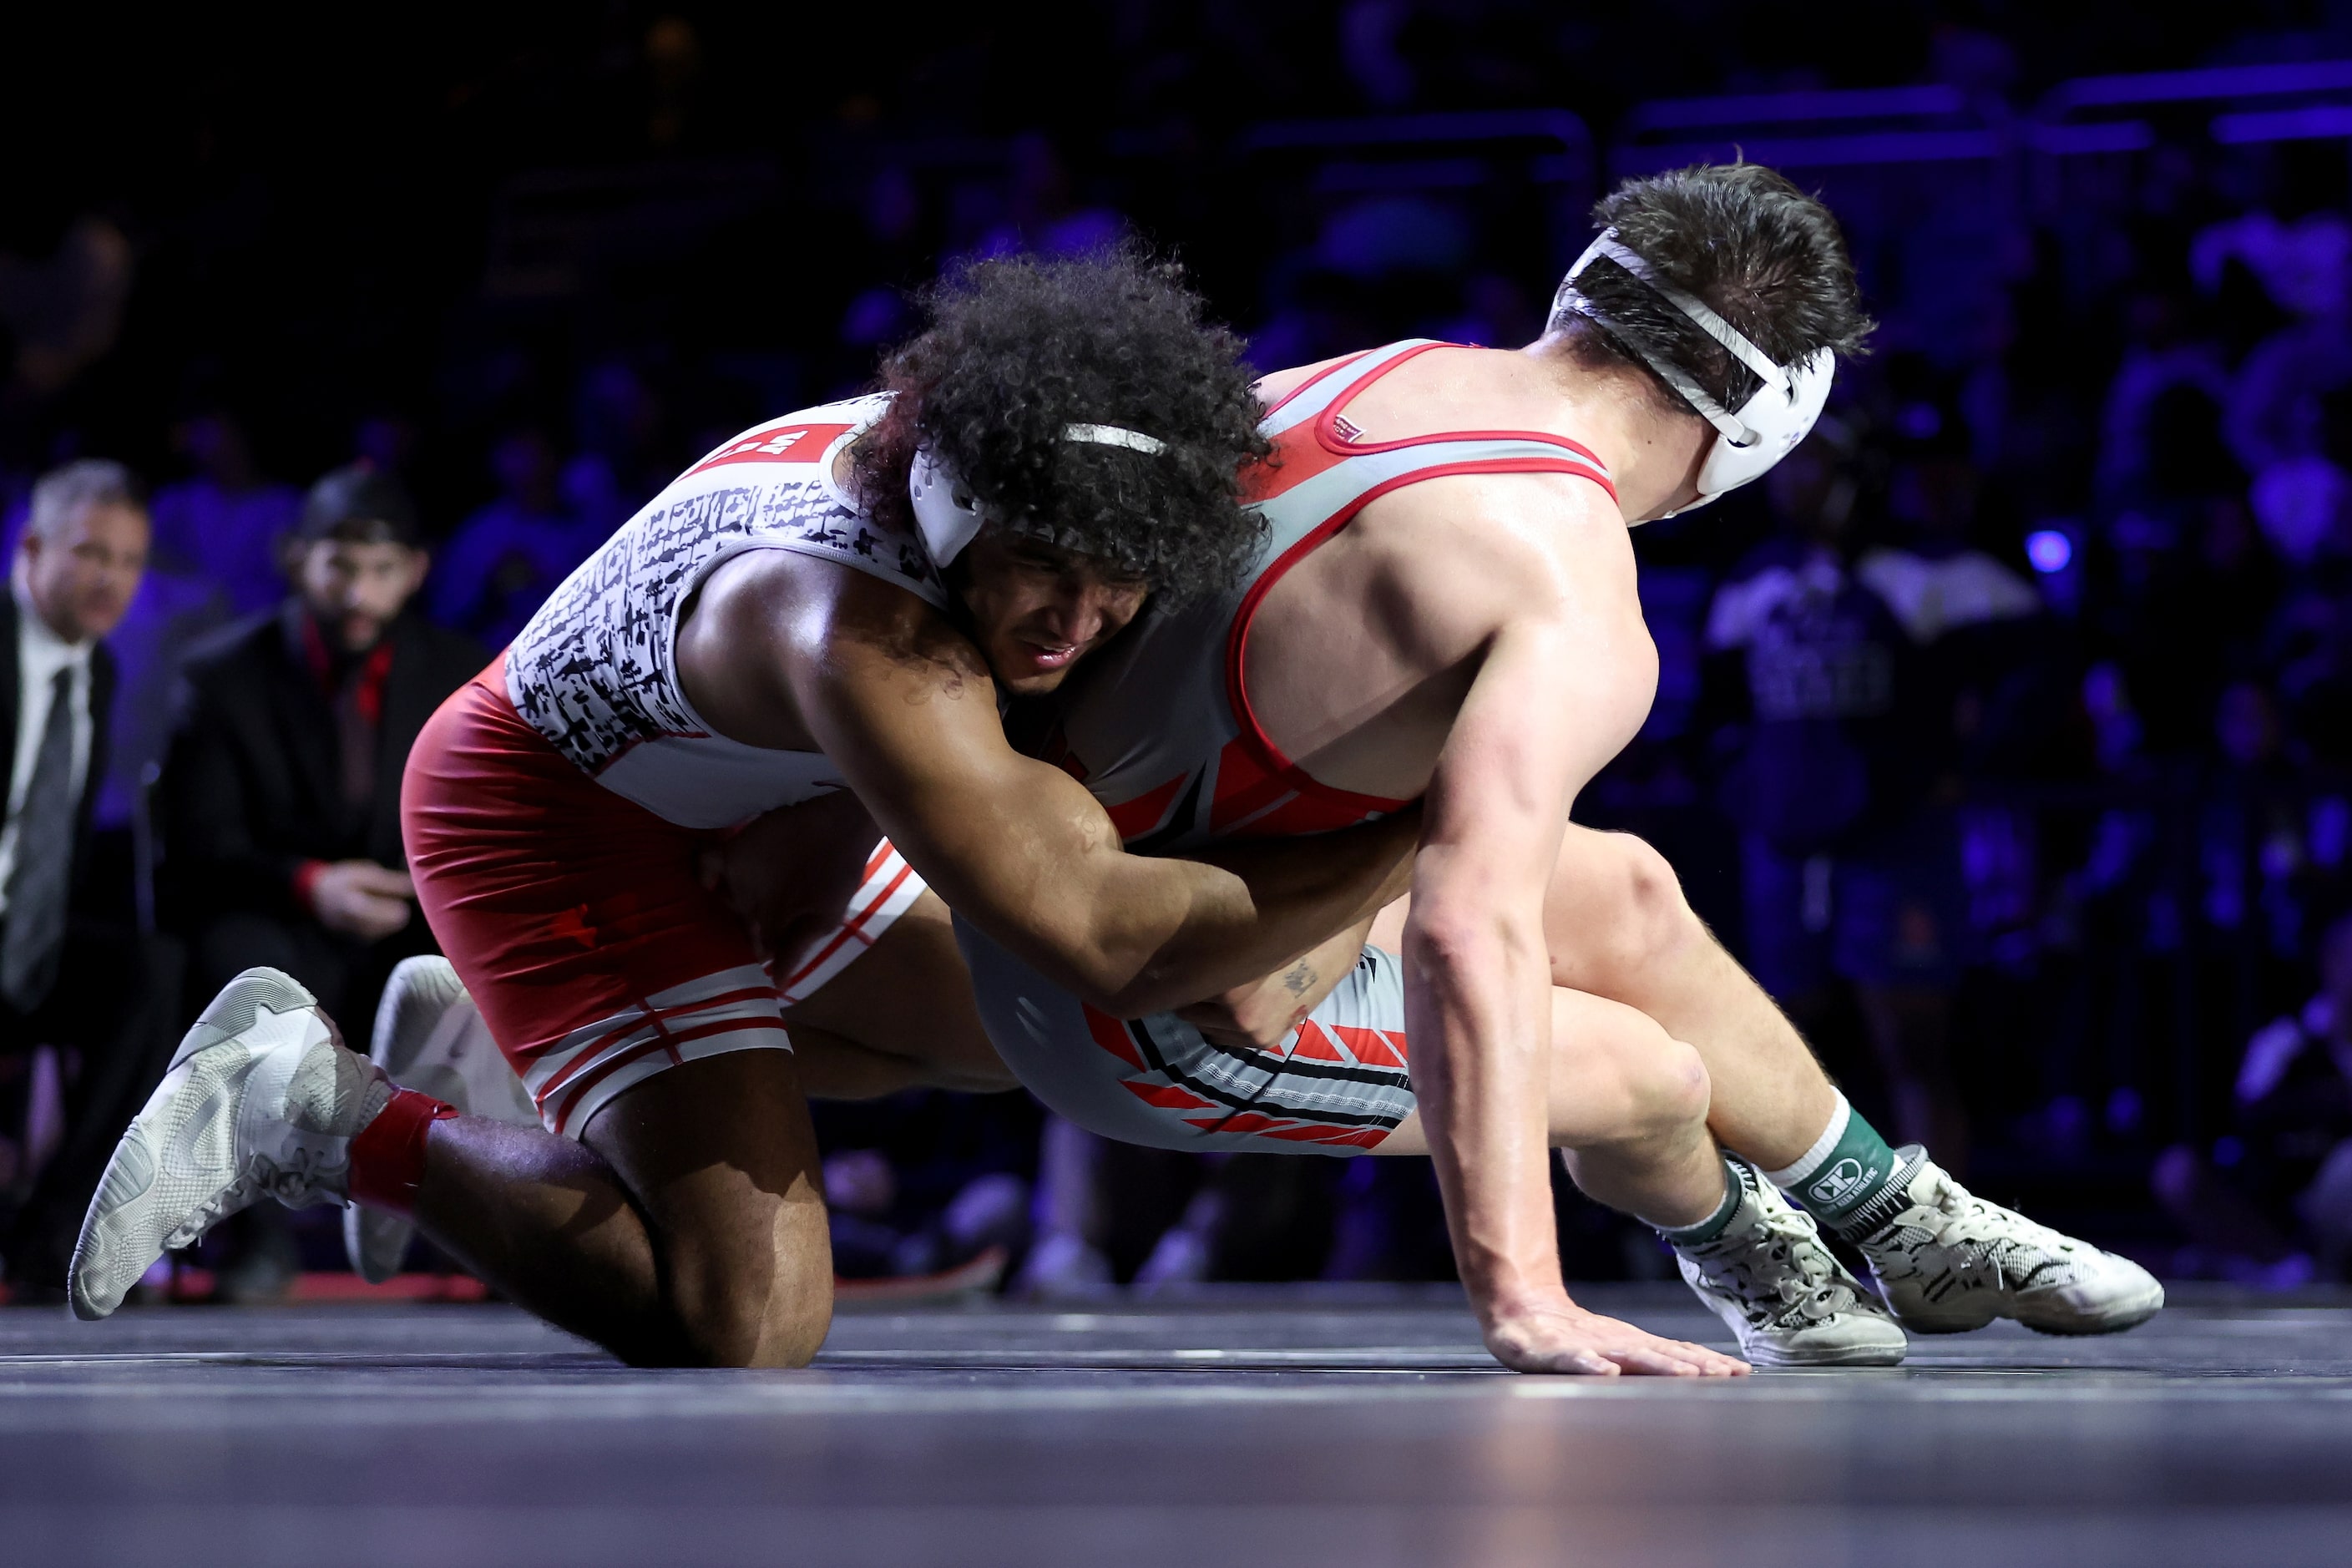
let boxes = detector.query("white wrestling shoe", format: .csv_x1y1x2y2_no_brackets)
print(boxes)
70,969,387,1321
1857,1148,2165,1336
1670,1157,1909,1368
343,957,538,1283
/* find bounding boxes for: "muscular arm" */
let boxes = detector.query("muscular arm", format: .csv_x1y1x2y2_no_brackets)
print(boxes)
1176,915,1377,1050
688,554,1414,1015
1399,518,1656,1363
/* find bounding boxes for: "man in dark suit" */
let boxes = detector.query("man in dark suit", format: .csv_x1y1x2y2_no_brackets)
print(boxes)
0,459,184,1293
163,464,487,1039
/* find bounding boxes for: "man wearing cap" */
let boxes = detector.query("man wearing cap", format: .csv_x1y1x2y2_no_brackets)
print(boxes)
159,464,483,1034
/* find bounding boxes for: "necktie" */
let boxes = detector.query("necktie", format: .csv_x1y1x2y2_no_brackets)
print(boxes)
3,667,77,1012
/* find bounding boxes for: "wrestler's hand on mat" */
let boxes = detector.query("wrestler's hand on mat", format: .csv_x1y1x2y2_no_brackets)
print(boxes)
701,788,883,969
1175,918,1373,1050
307,861,415,942
1483,1302,1749,1378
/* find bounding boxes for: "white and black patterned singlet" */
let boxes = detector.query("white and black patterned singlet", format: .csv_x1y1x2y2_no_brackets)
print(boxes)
503,395,948,829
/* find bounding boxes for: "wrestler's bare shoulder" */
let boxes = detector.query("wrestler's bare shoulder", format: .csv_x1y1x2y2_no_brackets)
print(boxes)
1247,468,1645,801
1259,341,1634,596
1250,352,1363,409
1257,463,1636,678
678,548,984,752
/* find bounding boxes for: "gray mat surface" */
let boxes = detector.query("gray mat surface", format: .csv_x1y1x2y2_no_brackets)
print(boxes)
3,1284,2349,1566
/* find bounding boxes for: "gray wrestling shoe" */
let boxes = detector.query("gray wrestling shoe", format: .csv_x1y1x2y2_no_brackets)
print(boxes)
343,957,538,1282
1671,1156,1909,1368
1857,1149,2164,1336
71,969,387,1320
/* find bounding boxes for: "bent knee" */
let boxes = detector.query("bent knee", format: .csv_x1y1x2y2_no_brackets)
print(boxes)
656,1217,835,1368
664,1274,832,1368
1639,1037,1712,1138
1554,1024,1711,1148
1550,833,1702,989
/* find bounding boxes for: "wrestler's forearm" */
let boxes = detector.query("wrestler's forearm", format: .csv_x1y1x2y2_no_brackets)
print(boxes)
797,603,1418,1014
1094,809,1419,1016
1403,877,1568,1328
1171,915,1379,1046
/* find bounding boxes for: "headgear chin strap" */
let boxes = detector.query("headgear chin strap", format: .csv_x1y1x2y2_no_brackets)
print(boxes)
908,423,1169,566
1555,227,1834,517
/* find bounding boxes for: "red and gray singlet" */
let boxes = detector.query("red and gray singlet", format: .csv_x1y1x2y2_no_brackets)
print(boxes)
960,340,1620,1155
503,394,948,830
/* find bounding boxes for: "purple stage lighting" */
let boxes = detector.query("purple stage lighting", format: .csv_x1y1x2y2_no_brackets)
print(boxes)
2026,529,2073,574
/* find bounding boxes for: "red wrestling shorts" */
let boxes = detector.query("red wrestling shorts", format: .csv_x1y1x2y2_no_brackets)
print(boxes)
402,665,923,1138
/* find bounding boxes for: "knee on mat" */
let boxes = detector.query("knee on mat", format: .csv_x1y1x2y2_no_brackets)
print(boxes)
663,1257,833,1368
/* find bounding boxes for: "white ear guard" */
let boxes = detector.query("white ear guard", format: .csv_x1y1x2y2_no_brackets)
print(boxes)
908,423,1169,566
1557,228,1834,513
908,445,990,565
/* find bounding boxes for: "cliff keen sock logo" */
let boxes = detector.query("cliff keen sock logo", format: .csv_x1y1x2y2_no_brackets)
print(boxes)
1808,1156,1870,1208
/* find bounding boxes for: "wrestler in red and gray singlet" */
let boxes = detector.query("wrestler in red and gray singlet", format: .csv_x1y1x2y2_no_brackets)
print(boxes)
959,339,1617,1152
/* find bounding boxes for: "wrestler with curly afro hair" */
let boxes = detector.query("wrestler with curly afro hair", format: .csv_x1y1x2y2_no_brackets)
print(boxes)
852,245,1272,605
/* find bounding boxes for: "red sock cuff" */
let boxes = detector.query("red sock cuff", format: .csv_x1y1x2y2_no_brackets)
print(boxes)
347,1087,458,1218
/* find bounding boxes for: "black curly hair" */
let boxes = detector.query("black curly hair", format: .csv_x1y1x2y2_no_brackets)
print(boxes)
851,247,1272,604
1549,162,1875,414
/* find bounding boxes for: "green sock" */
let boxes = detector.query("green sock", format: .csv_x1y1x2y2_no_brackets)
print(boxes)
1657,1153,1743,1247
1767,1094,1915,1241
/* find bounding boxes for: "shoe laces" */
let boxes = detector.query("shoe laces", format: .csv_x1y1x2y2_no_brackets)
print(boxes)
1908,1167,2078,1260
1754,1202,1859,1318
255,1145,336,1206
1697,1189,1862,1322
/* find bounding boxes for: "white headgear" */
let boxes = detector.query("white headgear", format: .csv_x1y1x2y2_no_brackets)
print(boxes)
1555,227,1834,515
908,423,1169,566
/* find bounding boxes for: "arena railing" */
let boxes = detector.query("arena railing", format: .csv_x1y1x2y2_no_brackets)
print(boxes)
1223,109,1597,271
2026,59,2352,221
1605,83,2024,377
1610,83,2005,177
2036,59,2352,149
1231,109,1594,191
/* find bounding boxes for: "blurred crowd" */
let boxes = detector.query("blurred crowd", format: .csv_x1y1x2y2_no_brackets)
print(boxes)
10,2,2352,1297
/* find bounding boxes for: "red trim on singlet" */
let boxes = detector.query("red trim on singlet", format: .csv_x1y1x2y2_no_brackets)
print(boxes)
1105,770,1190,840
1257,346,1383,422
1307,342,1619,480
1081,1004,1147,1071
1205,731,1403,836
772,857,914,993
1123,1080,1217,1110
546,1014,783,1134
534,984,779,1101
1221,343,1621,827
1182,1111,1388,1147
1332,1023,1409,1070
